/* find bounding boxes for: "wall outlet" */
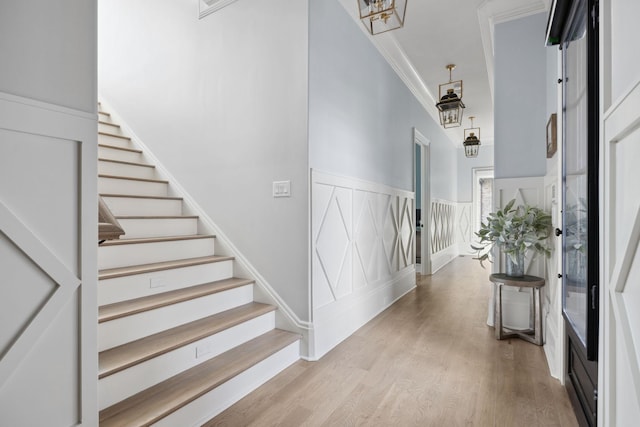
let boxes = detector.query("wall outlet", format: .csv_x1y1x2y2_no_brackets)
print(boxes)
150,277,166,289
196,341,213,359
273,180,291,198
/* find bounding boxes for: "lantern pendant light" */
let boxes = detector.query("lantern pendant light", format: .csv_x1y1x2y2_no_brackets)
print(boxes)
357,0,408,35
463,116,481,158
436,64,465,128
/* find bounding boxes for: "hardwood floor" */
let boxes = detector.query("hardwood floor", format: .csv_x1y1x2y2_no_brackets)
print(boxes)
206,256,578,427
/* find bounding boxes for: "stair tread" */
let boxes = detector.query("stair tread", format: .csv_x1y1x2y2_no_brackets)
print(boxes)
99,158,155,168
99,111,111,117
100,193,183,201
98,277,253,323
99,131,131,140
99,255,233,280
99,174,168,184
99,143,142,153
99,301,272,378
100,234,215,247
99,120,120,127
115,215,198,219
99,329,300,426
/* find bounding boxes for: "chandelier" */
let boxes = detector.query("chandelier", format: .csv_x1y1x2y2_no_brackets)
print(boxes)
436,64,465,128
357,0,408,35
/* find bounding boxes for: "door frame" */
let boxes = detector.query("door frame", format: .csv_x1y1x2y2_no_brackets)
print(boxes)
414,128,431,275
471,167,494,240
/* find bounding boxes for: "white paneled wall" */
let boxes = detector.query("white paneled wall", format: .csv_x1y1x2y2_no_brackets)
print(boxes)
310,170,416,359
456,202,473,256
430,199,458,272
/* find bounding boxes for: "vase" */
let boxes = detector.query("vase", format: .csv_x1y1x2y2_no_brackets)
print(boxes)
505,251,525,277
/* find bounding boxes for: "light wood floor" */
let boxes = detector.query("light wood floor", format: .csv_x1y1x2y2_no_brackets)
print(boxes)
206,256,578,427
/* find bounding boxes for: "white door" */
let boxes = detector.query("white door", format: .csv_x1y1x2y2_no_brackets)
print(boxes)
601,79,640,425
0,2,98,426
600,0,640,424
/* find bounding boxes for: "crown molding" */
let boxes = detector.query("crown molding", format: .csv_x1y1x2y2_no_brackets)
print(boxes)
336,0,455,146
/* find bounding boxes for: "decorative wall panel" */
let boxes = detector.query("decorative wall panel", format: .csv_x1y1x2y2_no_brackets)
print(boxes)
311,170,415,358
456,202,473,255
430,199,456,254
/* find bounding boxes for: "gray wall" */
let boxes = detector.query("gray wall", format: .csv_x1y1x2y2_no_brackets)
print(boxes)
494,13,548,179
99,0,310,320
0,1,96,113
308,0,457,201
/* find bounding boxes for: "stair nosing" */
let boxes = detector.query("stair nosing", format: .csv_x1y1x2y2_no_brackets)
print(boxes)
99,174,168,184
98,111,111,117
100,193,183,201
98,143,142,153
98,301,272,378
99,158,155,168
99,330,300,426
99,120,120,127
99,255,233,280
115,215,198,219
100,234,215,247
98,277,253,323
99,131,131,141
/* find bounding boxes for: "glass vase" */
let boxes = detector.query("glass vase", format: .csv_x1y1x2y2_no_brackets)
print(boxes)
505,251,525,277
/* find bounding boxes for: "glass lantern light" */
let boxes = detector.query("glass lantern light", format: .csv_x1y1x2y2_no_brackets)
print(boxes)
463,116,481,158
357,0,408,35
436,64,465,128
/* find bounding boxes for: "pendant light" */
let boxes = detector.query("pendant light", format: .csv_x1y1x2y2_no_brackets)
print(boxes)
357,0,408,35
463,116,481,158
436,64,465,128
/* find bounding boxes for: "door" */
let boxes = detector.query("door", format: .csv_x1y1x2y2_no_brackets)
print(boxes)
414,129,430,274
601,0,640,424
0,2,98,425
558,0,599,424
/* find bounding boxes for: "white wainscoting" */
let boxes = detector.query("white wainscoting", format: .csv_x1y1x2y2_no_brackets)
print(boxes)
310,170,416,359
456,202,473,256
430,199,458,273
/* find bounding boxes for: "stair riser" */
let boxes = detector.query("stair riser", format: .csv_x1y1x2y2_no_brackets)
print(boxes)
101,196,183,217
98,145,143,163
99,161,156,180
153,340,300,427
99,134,133,149
99,177,168,197
98,260,233,306
98,312,275,410
98,238,216,270
98,285,254,351
98,122,123,135
116,217,197,239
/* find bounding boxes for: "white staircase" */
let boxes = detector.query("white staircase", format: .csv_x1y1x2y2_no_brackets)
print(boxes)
97,106,300,426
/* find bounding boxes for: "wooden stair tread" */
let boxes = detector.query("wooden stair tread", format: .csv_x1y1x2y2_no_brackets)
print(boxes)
99,174,168,184
98,143,142,153
99,120,120,127
99,158,155,168
99,131,131,140
100,193,183,201
100,234,215,247
98,277,253,323
99,111,111,117
99,301,272,378
99,329,300,426
99,255,233,280
115,215,198,219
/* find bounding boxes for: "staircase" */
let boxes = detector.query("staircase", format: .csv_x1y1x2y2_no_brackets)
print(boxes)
97,105,300,426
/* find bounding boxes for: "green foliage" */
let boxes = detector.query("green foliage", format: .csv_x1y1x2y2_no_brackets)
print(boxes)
471,199,552,268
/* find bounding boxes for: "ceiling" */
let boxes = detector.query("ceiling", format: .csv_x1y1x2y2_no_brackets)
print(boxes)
339,0,551,147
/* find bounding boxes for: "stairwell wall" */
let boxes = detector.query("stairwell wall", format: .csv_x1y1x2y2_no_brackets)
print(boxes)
98,0,310,321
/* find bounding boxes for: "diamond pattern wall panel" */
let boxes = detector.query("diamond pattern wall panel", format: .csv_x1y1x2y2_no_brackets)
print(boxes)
312,171,415,311
430,199,456,254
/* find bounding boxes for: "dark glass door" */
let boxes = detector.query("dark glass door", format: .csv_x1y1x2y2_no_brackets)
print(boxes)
559,0,599,425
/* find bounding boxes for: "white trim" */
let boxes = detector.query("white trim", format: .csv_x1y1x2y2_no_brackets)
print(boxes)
198,0,239,19
414,128,431,274
0,91,96,121
97,98,312,356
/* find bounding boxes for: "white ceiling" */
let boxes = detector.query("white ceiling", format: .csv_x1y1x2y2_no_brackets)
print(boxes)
339,0,551,147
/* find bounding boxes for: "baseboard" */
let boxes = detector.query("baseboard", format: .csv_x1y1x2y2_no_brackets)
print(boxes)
310,267,416,360
431,247,458,273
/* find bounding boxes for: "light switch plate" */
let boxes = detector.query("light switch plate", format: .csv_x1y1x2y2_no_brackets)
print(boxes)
273,180,291,198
